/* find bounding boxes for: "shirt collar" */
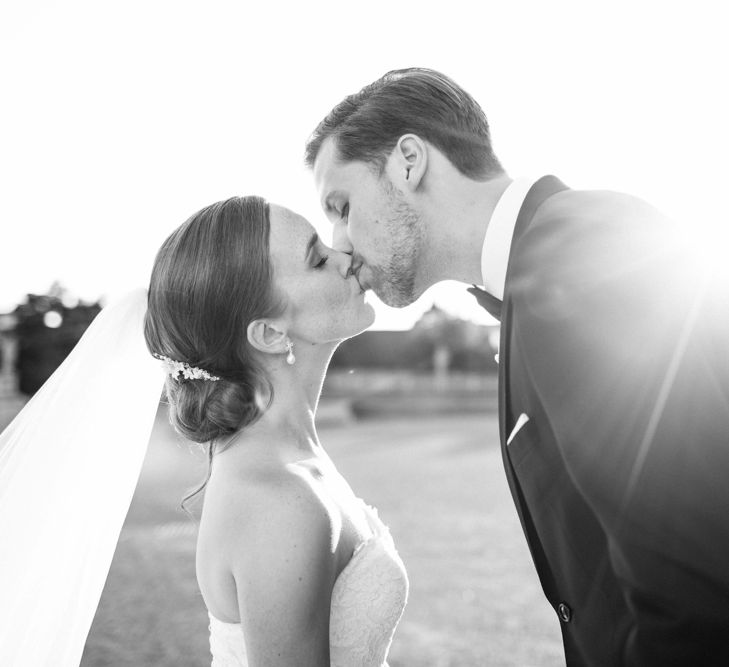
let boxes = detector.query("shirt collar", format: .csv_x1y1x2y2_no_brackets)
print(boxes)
480,176,539,300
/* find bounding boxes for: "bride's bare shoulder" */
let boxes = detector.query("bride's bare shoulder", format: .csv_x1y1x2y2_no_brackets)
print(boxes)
196,455,345,631
200,456,341,564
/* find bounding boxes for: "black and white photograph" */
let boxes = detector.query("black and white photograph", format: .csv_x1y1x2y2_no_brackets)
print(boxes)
1,1,728,665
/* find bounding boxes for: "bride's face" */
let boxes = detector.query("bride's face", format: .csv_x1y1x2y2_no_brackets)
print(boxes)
267,204,375,344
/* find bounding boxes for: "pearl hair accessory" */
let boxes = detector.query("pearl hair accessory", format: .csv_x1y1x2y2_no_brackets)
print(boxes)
153,353,220,381
285,340,296,365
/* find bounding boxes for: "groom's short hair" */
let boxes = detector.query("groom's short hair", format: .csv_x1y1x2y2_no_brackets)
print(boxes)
305,67,503,180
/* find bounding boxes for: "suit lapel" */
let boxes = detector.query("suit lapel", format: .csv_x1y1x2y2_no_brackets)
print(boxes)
498,175,569,438
497,176,568,599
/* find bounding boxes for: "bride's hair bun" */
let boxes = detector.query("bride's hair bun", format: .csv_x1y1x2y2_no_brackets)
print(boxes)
144,195,282,445
161,374,263,444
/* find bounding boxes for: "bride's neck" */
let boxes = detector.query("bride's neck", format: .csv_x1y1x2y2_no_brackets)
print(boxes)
250,343,336,452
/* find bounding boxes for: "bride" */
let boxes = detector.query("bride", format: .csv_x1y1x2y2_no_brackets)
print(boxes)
0,195,408,666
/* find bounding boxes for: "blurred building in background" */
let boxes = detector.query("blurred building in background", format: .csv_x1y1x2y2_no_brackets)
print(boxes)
325,305,501,421
332,304,499,375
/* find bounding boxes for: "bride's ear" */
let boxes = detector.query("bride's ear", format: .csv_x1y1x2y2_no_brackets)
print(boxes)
247,319,288,356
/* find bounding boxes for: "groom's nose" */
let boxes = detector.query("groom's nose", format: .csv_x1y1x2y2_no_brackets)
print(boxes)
332,222,353,254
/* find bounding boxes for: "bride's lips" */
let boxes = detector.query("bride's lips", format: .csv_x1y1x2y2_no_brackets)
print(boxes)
351,264,368,294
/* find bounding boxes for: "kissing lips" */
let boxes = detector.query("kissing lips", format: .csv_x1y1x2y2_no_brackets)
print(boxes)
351,264,368,294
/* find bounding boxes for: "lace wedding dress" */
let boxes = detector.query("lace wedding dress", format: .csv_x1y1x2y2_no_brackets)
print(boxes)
207,499,408,666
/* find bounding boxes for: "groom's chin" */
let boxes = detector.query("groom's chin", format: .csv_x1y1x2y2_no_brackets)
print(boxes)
374,285,423,309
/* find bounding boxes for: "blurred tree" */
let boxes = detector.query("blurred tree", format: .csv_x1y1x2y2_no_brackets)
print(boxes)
0,312,27,430
13,282,101,396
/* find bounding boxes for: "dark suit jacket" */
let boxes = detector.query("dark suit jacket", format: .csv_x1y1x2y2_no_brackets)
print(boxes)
478,177,729,666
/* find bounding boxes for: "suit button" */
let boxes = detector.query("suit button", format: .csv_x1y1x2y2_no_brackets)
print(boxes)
558,603,572,623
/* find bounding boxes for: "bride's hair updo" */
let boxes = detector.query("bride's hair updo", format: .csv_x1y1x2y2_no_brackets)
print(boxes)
144,196,283,448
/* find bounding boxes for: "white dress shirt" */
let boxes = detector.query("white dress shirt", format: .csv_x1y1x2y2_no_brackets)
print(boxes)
480,176,540,300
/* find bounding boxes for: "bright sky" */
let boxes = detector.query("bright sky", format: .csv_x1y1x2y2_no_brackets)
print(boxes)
2,0,726,329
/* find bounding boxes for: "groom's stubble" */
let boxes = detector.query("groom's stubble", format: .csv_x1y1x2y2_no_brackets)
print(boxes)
368,177,425,308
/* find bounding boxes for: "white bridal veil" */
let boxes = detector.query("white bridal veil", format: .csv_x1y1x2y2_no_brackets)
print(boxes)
0,289,164,666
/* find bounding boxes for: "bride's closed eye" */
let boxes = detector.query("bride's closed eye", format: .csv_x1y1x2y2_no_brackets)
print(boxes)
305,231,329,269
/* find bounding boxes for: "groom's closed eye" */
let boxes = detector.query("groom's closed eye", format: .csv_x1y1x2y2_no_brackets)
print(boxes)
323,192,347,222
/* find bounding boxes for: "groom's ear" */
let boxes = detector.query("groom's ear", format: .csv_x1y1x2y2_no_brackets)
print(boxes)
247,319,288,357
390,134,427,191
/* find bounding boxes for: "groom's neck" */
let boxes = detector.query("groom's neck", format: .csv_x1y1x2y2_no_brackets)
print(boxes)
422,172,512,287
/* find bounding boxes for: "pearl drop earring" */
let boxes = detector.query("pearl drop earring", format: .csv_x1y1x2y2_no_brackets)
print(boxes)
285,340,296,365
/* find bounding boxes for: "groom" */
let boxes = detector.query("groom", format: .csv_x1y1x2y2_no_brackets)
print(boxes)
306,68,729,665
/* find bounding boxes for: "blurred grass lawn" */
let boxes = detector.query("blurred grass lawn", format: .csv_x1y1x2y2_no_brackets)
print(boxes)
83,406,565,667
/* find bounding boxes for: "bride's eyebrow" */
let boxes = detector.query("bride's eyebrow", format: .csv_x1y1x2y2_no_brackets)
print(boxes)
304,232,319,259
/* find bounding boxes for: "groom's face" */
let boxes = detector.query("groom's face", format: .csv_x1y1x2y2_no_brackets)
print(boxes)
313,137,424,308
